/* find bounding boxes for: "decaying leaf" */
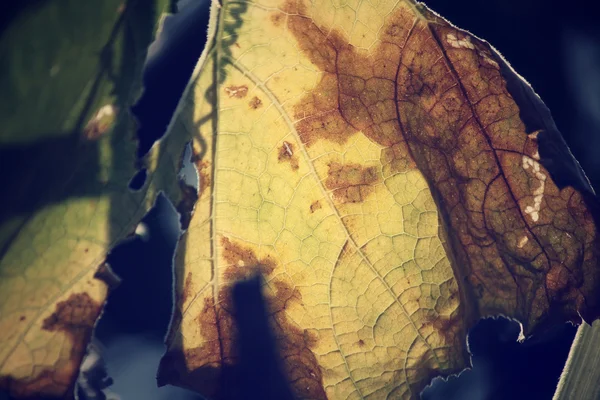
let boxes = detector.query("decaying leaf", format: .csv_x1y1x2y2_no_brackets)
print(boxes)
157,0,600,398
0,1,190,397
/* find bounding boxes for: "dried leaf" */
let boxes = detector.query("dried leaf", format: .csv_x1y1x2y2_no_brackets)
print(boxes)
157,0,600,398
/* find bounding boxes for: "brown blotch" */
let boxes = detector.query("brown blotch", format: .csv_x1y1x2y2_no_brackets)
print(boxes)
159,237,326,399
197,160,212,198
325,161,379,203
221,237,277,281
42,293,100,333
310,200,322,213
190,148,212,199
270,12,284,27
277,141,299,171
283,0,408,148
19,316,25,321
182,272,194,305
224,85,248,98
381,141,417,176
0,293,106,398
357,339,365,347
249,96,263,109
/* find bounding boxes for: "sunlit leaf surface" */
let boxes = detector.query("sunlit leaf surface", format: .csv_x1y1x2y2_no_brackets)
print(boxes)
157,0,600,398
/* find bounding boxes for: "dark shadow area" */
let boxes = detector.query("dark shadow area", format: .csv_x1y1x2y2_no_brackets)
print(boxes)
226,275,296,400
133,0,211,159
0,134,100,227
422,317,577,400
0,0,48,35
97,195,179,339
94,194,202,400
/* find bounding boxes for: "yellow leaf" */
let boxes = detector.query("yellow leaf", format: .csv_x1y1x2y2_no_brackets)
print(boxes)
158,0,600,398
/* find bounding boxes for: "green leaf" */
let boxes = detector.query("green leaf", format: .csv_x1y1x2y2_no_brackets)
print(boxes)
0,0,179,397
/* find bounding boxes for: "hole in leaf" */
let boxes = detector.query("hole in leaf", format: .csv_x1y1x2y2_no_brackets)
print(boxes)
132,0,212,160
180,142,199,190
421,317,577,400
128,168,147,191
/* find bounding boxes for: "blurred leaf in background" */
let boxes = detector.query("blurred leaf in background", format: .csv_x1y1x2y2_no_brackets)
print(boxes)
0,0,188,397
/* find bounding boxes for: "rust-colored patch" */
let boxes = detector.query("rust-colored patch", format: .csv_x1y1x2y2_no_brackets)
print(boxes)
19,316,25,321
221,237,276,280
283,0,410,149
42,293,101,332
310,200,322,213
224,85,248,98
190,148,212,199
0,293,104,398
182,272,194,306
160,237,326,399
277,141,299,171
249,96,263,109
196,160,212,198
357,339,365,347
270,12,284,27
325,161,379,203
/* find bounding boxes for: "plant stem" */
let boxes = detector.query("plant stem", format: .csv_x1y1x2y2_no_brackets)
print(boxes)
553,320,600,400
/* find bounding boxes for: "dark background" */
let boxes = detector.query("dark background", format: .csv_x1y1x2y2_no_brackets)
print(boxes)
3,0,600,399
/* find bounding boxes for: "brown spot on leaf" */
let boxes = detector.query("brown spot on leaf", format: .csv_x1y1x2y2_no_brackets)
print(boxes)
277,141,299,171
310,200,322,213
197,161,212,198
0,293,105,398
325,161,379,203
182,272,194,306
270,12,284,27
221,237,276,280
357,339,365,347
249,96,263,109
159,237,326,399
224,85,248,98
190,148,212,199
19,316,25,321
